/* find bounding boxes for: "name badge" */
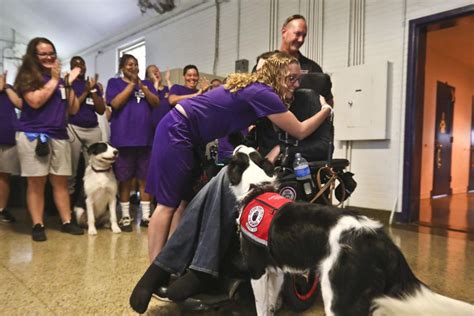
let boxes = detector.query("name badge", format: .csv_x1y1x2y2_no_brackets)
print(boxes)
86,97,94,105
60,86,66,100
300,70,309,74
134,90,146,103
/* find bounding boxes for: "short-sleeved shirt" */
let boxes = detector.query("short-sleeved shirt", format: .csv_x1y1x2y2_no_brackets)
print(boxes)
169,84,198,97
151,86,170,129
179,83,287,144
69,79,103,128
0,85,18,145
17,75,69,139
106,78,157,148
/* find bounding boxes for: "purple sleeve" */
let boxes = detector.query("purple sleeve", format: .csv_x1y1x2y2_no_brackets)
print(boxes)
249,88,287,118
142,80,157,94
169,84,185,95
106,78,121,104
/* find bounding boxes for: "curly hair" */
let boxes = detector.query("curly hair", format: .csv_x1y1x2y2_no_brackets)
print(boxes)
224,51,298,103
14,37,56,95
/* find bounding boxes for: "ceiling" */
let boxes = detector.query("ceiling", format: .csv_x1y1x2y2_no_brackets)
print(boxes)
427,14,474,69
0,0,162,58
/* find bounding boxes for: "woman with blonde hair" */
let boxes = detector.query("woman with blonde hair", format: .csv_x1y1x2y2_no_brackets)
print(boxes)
131,52,332,313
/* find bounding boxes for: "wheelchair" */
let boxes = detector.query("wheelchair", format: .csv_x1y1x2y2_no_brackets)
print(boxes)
155,76,356,313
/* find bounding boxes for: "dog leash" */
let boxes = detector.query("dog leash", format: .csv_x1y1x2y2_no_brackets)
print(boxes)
68,125,90,151
310,166,345,206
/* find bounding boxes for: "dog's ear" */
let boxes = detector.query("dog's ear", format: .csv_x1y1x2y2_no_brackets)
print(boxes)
261,158,275,177
249,152,274,177
227,152,250,185
87,142,107,156
87,143,100,156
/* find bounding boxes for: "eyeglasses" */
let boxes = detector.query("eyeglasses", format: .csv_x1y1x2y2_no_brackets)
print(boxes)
287,75,300,84
36,52,57,58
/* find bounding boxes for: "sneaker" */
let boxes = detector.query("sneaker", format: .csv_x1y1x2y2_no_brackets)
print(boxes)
119,216,133,232
61,222,84,235
32,224,47,242
0,208,16,223
140,218,150,227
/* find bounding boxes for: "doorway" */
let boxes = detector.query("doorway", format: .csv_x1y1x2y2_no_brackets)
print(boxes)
402,5,474,233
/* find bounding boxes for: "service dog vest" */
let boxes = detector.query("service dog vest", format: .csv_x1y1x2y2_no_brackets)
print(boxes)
240,192,292,246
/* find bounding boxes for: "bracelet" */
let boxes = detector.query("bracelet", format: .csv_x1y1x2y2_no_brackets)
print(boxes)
321,104,334,115
90,88,97,93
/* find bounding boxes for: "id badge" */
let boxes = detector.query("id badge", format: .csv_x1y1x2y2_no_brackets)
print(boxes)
86,97,94,105
60,86,66,100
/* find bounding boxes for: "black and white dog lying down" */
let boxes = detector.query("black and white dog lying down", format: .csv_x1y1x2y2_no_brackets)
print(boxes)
227,145,474,316
74,142,120,235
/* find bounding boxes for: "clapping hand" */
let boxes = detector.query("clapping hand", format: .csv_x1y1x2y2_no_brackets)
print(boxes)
51,60,61,81
199,76,210,92
87,76,97,91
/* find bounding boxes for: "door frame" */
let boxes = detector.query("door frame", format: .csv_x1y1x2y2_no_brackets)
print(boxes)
400,4,474,223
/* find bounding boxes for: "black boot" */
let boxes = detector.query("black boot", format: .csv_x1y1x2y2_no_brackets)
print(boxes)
167,269,214,301
130,263,170,313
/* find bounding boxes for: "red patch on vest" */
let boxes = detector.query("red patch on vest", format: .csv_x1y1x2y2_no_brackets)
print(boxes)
240,192,292,246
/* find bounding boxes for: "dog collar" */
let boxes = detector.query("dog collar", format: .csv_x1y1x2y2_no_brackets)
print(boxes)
240,192,292,246
91,166,112,173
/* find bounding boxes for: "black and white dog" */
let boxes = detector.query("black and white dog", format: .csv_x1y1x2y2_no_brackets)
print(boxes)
228,145,474,316
74,142,120,235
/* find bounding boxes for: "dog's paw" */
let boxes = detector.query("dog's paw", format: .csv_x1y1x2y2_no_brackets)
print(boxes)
88,227,98,235
111,224,121,233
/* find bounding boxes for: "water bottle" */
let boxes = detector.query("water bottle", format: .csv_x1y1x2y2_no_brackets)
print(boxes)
293,153,314,196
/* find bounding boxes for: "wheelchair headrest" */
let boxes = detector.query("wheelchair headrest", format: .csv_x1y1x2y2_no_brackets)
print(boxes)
299,73,332,96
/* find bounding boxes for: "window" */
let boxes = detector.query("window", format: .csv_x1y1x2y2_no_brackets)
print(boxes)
118,40,146,79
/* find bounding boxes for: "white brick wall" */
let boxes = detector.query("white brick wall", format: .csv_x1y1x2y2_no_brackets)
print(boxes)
79,0,474,212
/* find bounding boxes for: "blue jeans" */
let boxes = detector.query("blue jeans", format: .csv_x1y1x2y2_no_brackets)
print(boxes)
154,166,237,277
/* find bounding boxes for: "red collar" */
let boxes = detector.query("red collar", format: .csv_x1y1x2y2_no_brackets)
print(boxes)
240,192,292,246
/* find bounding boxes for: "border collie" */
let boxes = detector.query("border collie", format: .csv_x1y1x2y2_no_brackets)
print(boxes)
228,145,474,316
74,142,120,235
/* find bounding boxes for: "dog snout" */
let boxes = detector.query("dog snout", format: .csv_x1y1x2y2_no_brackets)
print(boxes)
113,150,118,156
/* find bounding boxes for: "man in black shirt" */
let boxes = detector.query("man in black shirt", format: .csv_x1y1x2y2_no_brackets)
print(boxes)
253,14,334,162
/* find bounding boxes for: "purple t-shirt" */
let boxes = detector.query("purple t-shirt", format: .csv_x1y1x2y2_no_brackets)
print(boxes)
17,75,69,139
151,86,170,129
218,129,248,161
0,85,18,145
69,79,102,128
106,78,157,147
180,83,287,144
169,84,198,97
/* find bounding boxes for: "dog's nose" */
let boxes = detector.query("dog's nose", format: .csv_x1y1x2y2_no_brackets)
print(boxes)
113,150,118,156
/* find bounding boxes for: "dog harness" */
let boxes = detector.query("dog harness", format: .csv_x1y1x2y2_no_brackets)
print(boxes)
240,192,292,246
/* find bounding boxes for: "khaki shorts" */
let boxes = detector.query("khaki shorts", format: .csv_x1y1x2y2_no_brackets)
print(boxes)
16,132,72,177
0,145,20,175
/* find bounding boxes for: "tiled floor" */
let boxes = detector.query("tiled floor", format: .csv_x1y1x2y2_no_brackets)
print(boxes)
1,208,473,315
419,192,474,232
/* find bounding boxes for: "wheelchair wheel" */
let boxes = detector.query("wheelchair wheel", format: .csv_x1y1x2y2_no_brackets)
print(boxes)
282,271,320,311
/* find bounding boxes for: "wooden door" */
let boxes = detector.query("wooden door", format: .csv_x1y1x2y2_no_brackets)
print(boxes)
432,82,455,197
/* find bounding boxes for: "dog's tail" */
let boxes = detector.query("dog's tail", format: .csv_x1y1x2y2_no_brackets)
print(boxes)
372,285,474,316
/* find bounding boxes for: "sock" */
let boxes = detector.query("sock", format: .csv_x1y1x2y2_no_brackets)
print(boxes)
129,263,170,313
167,269,214,301
120,202,130,218
141,201,151,220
